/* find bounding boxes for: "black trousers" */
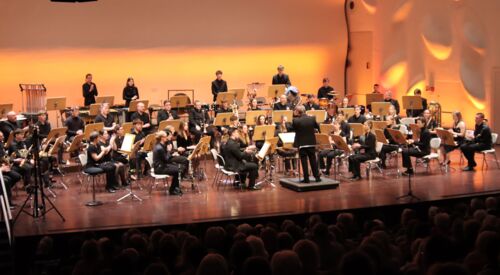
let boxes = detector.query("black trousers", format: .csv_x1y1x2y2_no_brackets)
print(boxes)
379,144,399,165
155,164,180,192
299,147,319,180
348,153,376,177
318,149,343,173
277,149,297,171
99,162,118,189
12,163,32,186
170,156,189,176
2,170,21,202
460,142,490,167
402,148,428,169
237,162,259,187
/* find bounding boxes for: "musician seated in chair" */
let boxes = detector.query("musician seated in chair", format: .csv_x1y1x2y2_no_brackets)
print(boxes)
165,129,190,179
318,120,346,176
176,121,193,155
222,128,260,190
99,130,129,187
401,117,432,175
112,126,129,165
275,115,297,175
347,106,366,124
8,129,33,187
273,95,291,111
153,131,182,196
157,100,179,123
35,111,52,142
348,120,377,181
379,115,401,169
304,94,320,111
87,131,119,193
248,98,261,111
460,113,492,171
189,100,211,143
0,132,21,207
130,119,147,178
0,111,22,139
217,100,232,114
131,102,151,134
441,111,466,166
95,103,117,131
64,107,84,141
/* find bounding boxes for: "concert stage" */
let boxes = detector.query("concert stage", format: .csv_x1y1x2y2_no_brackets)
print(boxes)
11,150,500,237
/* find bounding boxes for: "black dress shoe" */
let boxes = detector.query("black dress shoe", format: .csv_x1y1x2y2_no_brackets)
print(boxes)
300,179,310,183
402,170,414,176
106,188,116,193
462,166,475,171
315,177,322,182
350,176,361,181
169,188,183,196
247,185,261,191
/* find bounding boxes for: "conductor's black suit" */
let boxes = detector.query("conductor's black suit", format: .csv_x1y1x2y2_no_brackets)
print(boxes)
292,114,320,182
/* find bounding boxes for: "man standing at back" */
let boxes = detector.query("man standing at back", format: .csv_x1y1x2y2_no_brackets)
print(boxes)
292,105,321,183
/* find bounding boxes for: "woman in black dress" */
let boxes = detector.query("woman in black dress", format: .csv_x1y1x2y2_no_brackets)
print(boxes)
441,111,466,165
123,77,139,107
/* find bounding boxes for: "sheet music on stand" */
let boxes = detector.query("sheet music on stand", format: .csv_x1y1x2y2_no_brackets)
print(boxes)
272,110,293,123
278,132,295,149
436,129,455,147
268,85,286,99
119,133,136,155
214,113,233,126
0,104,13,118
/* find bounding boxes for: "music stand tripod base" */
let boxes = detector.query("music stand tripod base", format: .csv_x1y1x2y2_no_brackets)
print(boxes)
85,200,103,207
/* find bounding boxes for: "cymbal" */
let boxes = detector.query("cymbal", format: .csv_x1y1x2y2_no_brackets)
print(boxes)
328,92,340,96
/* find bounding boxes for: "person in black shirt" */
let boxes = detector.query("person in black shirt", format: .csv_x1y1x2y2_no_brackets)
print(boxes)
248,98,261,111
130,102,151,134
461,113,492,171
347,106,366,124
340,97,351,109
348,121,377,180
0,132,21,206
406,89,427,117
0,111,20,139
176,121,193,152
384,90,400,114
130,119,147,178
35,111,51,141
378,115,401,168
273,95,291,111
304,95,320,111
317,77,334,99
8,129,33,186
222,128,260,190
318,120,346,176
211,70,228,102
82,73,98,106
153,131,182,195
157,100,179,123
189,101,210,143
64,107,84,141
272,65,291,86
292,105,321,183
94,103,116,131
402,117,432,175
336,112,351,144
423,109,438,131
123,77,139,107
100,130,129,187
86,131,118,193
216,100,232,115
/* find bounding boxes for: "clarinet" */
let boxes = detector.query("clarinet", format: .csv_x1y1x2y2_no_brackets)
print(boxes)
202,109,207,134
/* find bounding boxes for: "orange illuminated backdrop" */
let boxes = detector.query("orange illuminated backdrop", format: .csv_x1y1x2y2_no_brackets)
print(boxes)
0,0,348,119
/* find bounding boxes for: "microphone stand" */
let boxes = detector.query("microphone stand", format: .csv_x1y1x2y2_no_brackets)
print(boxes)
396,141,421,201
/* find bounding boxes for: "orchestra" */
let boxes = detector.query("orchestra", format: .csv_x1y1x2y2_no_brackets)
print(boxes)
0,66,497,209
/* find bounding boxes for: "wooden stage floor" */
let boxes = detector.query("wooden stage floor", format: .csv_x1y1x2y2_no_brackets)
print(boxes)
11,150,500,237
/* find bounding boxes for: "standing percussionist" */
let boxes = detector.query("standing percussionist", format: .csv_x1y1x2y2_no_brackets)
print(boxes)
272,65,291,86
292,105,321,183
460,113,492,171
222,128,260,190
189,100,210,143
153,131,182,196
211,70,228,102
82,73,98,106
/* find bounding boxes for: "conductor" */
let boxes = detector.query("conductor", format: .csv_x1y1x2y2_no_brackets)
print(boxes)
292,105,321,183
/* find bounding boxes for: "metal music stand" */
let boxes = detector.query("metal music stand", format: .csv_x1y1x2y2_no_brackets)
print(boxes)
117,134,143,202
228,89,245,101
320,124,334,134
372,102,391,117
214,113,233,126
365,93,384,106
158,119,182,131
372,121,388,131
96,96,115,105
256,137,279,188
402,96,423,117
46,97,67,128
253,125,275,141
349,123,364,138
338,107,355,120
331,134,351,180
268,85,286,104
245,110,268,126
129,100,149,112
216,92,236,105
306,110,327,124
84,123,104,140
272,110,293,123
169,96,190,112
436,128,456,172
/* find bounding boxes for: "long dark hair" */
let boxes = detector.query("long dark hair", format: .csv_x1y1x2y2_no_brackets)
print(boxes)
126,77,135,87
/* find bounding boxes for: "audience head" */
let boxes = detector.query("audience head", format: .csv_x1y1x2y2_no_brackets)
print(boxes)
196,253,228,275
271,250,302,275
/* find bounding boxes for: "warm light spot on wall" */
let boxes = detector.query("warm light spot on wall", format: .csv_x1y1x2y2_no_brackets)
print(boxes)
466,94,486,110
406,80,425,96
361,0,377,14
381,62,407,88
421,35,452,60
393,0,413,23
